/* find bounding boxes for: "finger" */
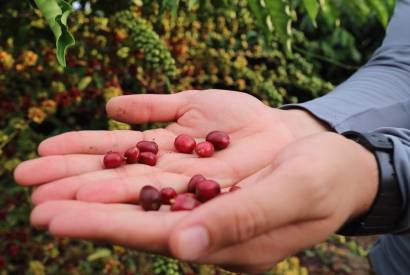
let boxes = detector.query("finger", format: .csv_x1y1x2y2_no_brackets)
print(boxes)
169,158,320,261
106,91,195,124
14,154,103,186
21,129,179,186
38,129,176,156
201,219,334,269
29,152,236,205
35,201,188,253
75,172,189,203
31,200,138,229
31,165,158,204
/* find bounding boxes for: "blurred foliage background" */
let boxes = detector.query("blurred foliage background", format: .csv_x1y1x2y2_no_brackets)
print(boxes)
0,0,394,274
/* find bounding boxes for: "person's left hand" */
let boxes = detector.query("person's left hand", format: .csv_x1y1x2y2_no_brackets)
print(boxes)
28,132,378,273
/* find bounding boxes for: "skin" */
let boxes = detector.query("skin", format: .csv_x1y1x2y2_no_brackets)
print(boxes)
13,90,378,273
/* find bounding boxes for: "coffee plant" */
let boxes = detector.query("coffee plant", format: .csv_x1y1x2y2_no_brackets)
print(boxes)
0,0,391,273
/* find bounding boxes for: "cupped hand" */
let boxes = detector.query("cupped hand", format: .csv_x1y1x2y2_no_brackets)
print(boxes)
15,89,323,205
26,132,378,273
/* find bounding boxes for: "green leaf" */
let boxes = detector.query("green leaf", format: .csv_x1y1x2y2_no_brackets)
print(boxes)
302,0,319,26
159,0,180,21
187,0,199,10
78,76,93,91
248,0,291,51
366,0,390,27
33,0,75,67
87,249,112,261
264,0,289,43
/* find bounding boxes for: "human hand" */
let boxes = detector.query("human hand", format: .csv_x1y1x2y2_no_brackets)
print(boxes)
14,90,325,205
25,132,378,273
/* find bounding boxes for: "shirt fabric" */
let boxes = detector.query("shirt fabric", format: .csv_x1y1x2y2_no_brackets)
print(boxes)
282,1,410,274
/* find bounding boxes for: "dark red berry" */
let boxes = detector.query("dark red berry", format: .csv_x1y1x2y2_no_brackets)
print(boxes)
187,174,206,193
8,243,20,256
196,180,221,202
174,134,196,153
206,131,230,150
160,187,177,204
103,151,123,169
195,141,214,157
137,141,159,154
124,147,140,164
171,193,201,211
139,185,162,211
0,256,5,269
138,152,157,166
229,185,241,192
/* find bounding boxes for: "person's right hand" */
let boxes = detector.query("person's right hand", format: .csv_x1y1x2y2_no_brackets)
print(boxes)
14,90,326,205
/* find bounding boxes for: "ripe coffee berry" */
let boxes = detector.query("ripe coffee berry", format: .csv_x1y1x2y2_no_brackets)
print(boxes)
124,147,140,164
174,134,196,153
206,131,230,150
196,180,221,202
139,185,162,211
229,185,241,192
195,141,214,157
171,193,201,211
103,151,123,169
187,174,206,193
137,141,159,154
160,187,177,204
138,152,157,166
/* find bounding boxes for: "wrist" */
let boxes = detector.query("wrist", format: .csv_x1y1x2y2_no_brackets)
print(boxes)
347,139,379,219
277,108,331,139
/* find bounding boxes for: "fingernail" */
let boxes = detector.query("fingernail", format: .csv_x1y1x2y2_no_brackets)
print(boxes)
177,225,209,260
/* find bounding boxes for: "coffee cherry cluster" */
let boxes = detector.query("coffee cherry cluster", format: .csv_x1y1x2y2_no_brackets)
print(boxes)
139,174,241,212
103,131,230,168
174,130,230,158
101,131,237,212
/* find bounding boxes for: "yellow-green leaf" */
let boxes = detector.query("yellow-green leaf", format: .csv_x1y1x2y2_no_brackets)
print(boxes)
33,0,75,67
302,0,319,26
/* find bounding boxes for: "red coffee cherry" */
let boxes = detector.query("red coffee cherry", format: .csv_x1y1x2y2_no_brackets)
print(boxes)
160,187,177,204
196,180,221,202
124,147,140,164
103,151,123,169
174,134,196,154
138,152,157,166
137,141,159,154
187,174,206,193
229,185,241,192
139,185,162,211
206,131,230,150
171,193,201,211
195,141,214,157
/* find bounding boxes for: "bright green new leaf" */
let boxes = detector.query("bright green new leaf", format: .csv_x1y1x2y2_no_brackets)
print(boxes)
366,0,390,27
159,0,181,21
302,0,319,26
264,0,289,43
34,0,75,67
87,249,112,261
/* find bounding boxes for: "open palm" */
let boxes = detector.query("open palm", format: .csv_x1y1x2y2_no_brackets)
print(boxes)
15,89,297,205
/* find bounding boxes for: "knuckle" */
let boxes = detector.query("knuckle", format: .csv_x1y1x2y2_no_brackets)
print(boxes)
229,196,267,243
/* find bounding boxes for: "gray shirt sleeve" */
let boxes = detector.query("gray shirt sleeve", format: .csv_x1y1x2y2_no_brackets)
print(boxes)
372,128,410,233
282,0,410,133
281,1,410,274
369,128,410,275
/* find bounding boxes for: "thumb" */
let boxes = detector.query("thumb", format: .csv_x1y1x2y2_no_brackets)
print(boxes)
169,159,312,261
106,90,196,124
